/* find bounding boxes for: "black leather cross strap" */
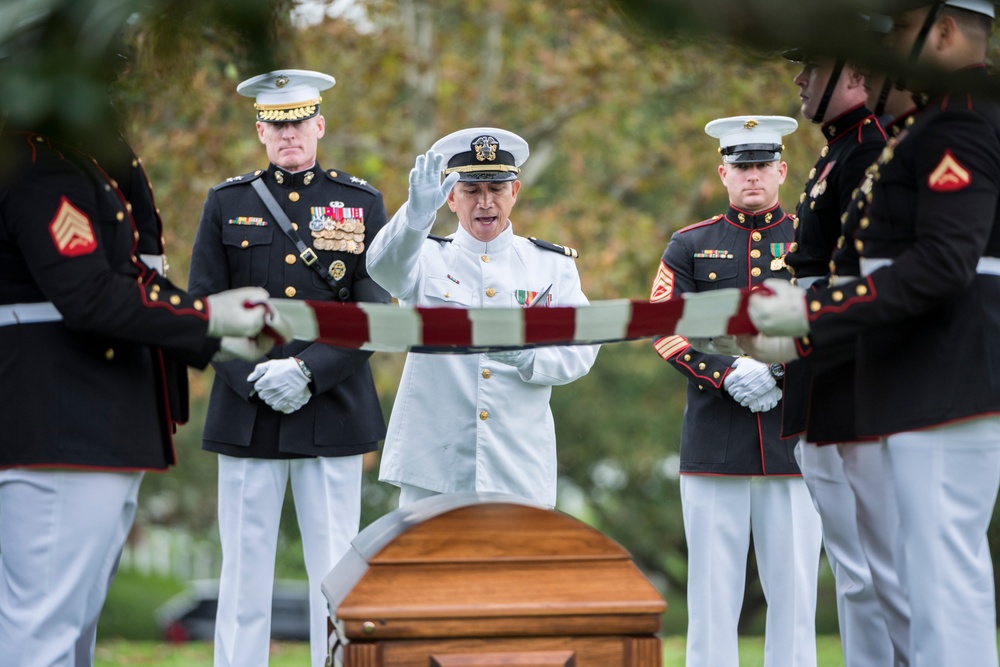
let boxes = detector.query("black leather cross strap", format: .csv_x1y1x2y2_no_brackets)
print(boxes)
251,178,346,297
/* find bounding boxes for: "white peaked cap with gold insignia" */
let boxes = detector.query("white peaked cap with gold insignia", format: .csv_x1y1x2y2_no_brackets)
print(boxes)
237,69,336,123
705,115,798,164
432,127,530,182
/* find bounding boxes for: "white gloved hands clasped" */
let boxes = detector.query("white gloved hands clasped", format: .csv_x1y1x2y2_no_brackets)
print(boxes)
484,349,534,372
407,150,461,226
745,385,783,413
747,278,810,337
247,358,312,414
723,356,777,409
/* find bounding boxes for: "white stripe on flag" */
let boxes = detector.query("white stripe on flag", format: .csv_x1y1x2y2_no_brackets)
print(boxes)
575,299,631,342
675,289,743,337
358,302,422,352
468,307,526,346
270,300,319,341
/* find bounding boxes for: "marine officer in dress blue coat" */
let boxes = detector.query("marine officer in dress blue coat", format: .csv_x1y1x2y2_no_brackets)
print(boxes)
188,69,389,667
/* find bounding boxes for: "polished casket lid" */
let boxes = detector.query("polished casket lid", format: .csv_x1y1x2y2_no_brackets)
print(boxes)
322,492,666,640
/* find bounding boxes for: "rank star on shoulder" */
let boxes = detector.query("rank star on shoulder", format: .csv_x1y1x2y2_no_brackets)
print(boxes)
350,176,368,186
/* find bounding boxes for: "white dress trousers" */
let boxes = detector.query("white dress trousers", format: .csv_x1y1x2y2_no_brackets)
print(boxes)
884,416,1000,667
839,442,911,667
680,474,822,667
0,469,142,667
213,454,362,667
795,440,896,667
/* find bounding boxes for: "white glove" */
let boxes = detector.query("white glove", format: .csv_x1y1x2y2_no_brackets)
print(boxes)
247,358,312,414
712,335,745,356
723,357,776,406
212,335,274,362
748,278,809,337
484,349,534,372
407,150,461,225
206,287,271,338
746,385,783,413
737,334,801,364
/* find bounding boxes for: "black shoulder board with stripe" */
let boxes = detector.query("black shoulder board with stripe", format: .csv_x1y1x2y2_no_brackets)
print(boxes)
428,234,453,243
529,237,579,258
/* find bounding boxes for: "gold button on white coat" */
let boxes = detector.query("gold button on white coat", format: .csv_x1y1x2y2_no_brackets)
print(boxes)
482,369,491,379
481,255,491,263
485,288,496,298
479,410,489,421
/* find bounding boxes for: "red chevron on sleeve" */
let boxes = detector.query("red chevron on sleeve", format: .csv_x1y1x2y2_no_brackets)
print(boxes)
49,197,97,257
928,150,971,192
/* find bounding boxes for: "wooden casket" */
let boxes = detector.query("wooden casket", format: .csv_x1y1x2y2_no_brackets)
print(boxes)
322,492,666,667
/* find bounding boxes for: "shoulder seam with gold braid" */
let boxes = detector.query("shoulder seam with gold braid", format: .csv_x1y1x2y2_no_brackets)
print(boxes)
323,168,379,194
528,237,579,258
212,169,264,191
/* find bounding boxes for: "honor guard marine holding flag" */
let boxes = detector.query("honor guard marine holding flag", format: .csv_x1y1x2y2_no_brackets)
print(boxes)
780,30,901,666
649,116,822,667
366,127,599,508
0,14,279,667
744,1,1000,663
188,69,389,667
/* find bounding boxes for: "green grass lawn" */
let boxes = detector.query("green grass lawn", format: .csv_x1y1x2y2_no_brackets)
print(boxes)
95,636,848,666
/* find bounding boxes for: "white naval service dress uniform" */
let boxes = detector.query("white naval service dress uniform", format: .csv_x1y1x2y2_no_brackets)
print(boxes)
367,203,599,507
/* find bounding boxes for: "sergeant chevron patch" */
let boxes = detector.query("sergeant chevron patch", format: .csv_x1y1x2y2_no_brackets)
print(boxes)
49,197,97,257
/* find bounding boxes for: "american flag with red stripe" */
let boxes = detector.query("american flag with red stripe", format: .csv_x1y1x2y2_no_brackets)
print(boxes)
270,287,758,353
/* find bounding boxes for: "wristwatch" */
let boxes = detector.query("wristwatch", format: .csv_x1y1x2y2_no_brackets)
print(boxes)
293,357,313,381
769,362,785,380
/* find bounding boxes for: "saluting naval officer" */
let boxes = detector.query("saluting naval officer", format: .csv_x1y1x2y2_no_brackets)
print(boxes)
649,116,822,667
366,127,599,508
745,2,1000,664
0,41,276,667
188,69,389,667
780,32,900,667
